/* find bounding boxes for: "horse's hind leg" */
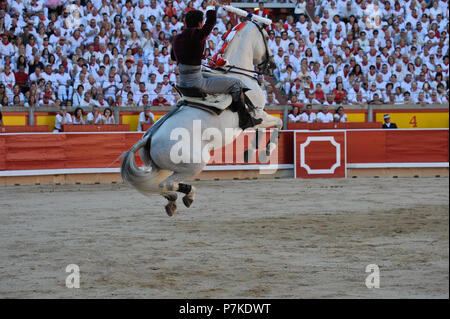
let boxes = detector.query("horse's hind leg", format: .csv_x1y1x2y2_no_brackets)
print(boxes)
159,171,198,211
178,183,196,208
162,192,178,217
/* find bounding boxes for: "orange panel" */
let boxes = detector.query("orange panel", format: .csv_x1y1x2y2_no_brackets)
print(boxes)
0,135,5,170
64,133,129,168
5,134,67,170
346,130,449,164
385,130,449,163
347,130,387,163
277,131,294,166
124,133,145,166
287,123,310,130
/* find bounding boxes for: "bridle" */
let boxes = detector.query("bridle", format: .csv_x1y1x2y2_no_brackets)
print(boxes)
205,20,276,84
252,21,276,76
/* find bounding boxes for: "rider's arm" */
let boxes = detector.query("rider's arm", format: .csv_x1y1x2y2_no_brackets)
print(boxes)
198,7,217,41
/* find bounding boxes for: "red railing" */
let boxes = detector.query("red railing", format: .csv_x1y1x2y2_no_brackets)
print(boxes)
0,125,49,133
287,122,382,130
62,124,130,132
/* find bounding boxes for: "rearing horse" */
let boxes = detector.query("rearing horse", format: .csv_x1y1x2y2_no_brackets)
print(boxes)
121,20,282,216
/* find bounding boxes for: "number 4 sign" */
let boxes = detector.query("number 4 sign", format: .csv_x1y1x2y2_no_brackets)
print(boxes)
409,116,418,127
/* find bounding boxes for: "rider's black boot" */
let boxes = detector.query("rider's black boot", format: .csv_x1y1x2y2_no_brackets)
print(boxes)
233,89,262,130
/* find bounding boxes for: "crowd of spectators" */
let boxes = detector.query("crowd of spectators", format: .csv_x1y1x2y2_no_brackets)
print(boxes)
0,0,448,111
0,0,214,108
287,103,348,123
52,104,118,131
268,0,449,106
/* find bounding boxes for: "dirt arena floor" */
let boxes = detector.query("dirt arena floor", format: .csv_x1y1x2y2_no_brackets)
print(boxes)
0,177,448,299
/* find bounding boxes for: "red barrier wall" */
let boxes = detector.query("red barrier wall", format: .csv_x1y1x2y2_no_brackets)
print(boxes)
0,133,139,170
141,123,153,131
0,130,447,172
209,130,293,166
0,131,293,171
346,129,449,163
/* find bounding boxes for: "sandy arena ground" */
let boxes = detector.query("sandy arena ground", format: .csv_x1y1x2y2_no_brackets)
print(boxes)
0,177,448,298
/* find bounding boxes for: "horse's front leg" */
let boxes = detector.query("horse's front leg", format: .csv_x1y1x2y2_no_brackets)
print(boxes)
243,128,262,163
243,110,283,163
254,110,283,158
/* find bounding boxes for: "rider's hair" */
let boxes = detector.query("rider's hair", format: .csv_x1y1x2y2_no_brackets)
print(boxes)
185,10,204,28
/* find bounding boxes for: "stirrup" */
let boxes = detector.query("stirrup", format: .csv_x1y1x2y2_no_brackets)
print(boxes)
239,115,262,130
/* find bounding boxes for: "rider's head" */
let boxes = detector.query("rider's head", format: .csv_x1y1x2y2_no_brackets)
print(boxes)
185,10,204,28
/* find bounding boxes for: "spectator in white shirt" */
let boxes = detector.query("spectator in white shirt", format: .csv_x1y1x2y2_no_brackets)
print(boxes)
72,84,84,107
417,91,432,105
137,105,155,132
102,73,119,101
266,92,279,105
288,105,302,123
86,105,103,124
101,107,115,125
72,107,86,125
351,91,368,106
333,106,348,122
0,64,15,90
429,90,442,104
53,106,72,132
0,34,15,57
293,0,307,21
55,64,73,102
316,105,334,123
427,0,442,20
299,104,317,123
358,31,370,52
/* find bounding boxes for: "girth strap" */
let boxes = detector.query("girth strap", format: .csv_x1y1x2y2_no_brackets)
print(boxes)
176,100,224,116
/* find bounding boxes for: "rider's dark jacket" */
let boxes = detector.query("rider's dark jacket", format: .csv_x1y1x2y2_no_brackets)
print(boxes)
170,9,217,66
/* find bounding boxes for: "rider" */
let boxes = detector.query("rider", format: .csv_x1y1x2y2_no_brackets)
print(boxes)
170,0,262,130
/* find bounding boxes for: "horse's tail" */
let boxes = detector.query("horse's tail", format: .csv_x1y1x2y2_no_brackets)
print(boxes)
120,136,162,196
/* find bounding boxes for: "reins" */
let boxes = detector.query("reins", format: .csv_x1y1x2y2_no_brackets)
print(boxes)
204,20,274,85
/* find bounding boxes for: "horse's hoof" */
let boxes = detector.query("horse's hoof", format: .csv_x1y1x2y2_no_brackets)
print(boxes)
165,201,177,216
182,195,193,208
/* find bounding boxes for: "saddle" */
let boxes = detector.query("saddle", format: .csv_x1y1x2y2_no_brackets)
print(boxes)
175,86,233,115
175,85,261,130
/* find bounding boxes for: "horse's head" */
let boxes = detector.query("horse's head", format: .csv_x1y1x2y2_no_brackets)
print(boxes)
251,22,276,77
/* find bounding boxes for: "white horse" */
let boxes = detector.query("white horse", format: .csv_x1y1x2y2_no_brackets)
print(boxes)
121,20,282,216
